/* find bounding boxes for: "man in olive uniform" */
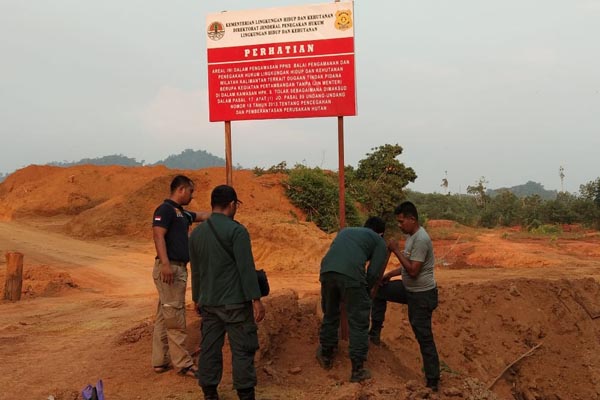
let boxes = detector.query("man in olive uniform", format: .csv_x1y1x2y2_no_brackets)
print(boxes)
317,217,388,382
152,175,209,377
190,185,265,400
370,201,440,392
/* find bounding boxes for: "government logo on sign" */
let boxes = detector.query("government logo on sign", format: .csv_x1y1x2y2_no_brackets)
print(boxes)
207,21,225,41
334,10,352,31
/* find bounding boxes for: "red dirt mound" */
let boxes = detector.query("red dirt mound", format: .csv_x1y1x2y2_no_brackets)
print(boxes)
0,165,330,273
0,164,169,219
0,264,77,299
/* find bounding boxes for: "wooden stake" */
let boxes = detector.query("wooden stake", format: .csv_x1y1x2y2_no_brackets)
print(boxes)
3,252,24,301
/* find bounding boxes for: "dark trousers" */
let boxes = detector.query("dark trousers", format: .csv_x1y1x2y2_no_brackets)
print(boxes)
372,281,440,381
319,272,372,362
198,303,259,390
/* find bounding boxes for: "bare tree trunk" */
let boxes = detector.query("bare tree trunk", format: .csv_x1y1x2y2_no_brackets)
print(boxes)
3,252,23,301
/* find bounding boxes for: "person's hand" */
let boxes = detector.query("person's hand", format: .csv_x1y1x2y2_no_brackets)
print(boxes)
380,274,392,285
160,262,174,284
195,211,211,222
253,299,265,323
387,239,401,253
370,284,380,299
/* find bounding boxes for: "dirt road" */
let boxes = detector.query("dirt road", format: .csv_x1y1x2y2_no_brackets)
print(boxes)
0,221,320,400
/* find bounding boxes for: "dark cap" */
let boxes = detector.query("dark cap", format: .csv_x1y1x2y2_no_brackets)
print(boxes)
211,184,242,207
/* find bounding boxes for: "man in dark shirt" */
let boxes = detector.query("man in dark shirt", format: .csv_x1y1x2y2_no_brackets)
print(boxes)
151,175,209,377
190,185,265,400
317,217,388,382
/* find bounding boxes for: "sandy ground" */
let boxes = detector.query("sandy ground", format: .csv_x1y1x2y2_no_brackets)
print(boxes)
1,165,600,400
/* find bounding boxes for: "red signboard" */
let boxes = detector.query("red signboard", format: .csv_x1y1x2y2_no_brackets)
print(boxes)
206,2,356,122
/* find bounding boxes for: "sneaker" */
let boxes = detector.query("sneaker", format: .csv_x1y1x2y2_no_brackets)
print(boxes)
426,379,439,392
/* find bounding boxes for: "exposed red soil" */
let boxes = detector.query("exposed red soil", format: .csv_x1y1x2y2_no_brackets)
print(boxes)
1,165,600,400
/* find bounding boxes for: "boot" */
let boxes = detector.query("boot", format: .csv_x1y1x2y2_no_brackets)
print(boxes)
426,378,439,392
316,345,334,370
350,359,372,382
368,324,382,346
201,385,219,400
236,387,255,400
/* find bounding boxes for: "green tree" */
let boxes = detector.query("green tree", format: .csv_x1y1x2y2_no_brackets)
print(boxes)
440,170,449,194
406,190,480,226
467,177,489,208
350,144,417,222
541,192,578,224
482,190,522,227
580,178,600,207
578,178,600,228
521,194,544,229
285,166,360,232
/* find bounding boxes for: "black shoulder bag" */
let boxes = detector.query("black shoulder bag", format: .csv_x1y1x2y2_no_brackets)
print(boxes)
206,219,270,297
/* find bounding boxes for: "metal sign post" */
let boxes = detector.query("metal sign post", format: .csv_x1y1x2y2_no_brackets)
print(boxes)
225,121,233,185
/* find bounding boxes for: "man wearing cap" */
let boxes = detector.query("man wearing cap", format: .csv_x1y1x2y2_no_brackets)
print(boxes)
190,184,265,400
151,175,210,377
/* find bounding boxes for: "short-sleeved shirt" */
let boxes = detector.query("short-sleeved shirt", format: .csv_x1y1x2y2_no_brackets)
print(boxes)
401,226,436,292
152,199,196,263
320,227,388,288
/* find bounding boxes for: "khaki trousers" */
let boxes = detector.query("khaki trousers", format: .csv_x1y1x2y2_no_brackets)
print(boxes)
151,260,194,369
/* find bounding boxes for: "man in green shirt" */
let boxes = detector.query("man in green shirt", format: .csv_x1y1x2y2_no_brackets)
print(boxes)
190,185,265,400
317,217,388,382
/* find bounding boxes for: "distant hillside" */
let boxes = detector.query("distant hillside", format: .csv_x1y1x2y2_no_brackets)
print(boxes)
152,148,225,169
487,181,557,200
0,173,7,183
48,154,142,167
46,149,225,170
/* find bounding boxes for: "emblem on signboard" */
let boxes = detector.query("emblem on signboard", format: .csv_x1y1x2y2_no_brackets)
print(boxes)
334,10,352,31
207,21,225,40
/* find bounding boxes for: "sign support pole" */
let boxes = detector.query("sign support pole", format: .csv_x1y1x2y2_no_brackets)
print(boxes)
338,116,346,229
335,0,348,341
225,121,233,185
338,115,350,341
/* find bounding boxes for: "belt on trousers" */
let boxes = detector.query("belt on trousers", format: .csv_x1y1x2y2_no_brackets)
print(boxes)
169,260,187,267
154,258,187,267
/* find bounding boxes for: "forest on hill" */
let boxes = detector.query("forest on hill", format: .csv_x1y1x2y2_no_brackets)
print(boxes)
45,148,225,170
487,180,557,200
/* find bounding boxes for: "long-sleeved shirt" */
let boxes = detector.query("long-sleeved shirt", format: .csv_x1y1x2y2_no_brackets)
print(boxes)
190,213,261,306
320,227,388,288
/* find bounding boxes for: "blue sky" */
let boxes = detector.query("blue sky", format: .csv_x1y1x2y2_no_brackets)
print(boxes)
1,0,599,193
